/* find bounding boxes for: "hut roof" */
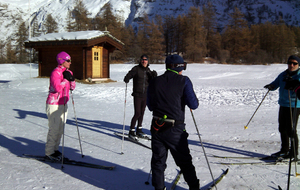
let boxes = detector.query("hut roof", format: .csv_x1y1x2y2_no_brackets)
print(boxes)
25,30,124,49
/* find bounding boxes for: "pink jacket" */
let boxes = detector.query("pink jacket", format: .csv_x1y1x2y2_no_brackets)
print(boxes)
46,66,76,105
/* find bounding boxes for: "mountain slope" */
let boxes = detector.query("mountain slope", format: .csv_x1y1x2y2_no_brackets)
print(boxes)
0,0,299,42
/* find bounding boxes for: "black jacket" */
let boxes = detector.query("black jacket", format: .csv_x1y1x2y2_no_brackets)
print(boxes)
124,64,156,97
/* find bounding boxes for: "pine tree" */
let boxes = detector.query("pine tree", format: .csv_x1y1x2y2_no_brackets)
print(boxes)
273,20,296,62
72,0,91,31
93,2,123,39
44,14,58,34
6,40,17,63
31,19,41,37
136,14,151,57
120,24,135,59
222,7,254,63
15,21,28,63
0,40,5,63
203,2,221,58
162,15,176,55
175,15,188,56
185,7,207,62
66,11,76,32
291,26,300,56
147,20,164,63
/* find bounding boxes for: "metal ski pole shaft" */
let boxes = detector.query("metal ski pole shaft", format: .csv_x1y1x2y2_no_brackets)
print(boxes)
289,91,299,177
61,89,66,169
190,109,217,190
244,89,270,129
121,83,127,154
71,90,84,157
287,91,299,190
145,169,152,185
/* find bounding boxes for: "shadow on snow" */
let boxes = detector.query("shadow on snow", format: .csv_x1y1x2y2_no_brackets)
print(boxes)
10,108,271,189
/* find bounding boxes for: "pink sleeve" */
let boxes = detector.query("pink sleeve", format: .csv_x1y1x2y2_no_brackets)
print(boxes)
70,81,76,90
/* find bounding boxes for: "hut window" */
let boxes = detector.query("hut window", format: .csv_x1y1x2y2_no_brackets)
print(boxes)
94,52,99,61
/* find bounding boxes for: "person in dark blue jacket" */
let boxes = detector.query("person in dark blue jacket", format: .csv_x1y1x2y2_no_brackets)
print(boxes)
147,54,199,190
264,55,300,159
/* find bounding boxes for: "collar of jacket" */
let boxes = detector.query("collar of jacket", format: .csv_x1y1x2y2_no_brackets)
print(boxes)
167,68,179,74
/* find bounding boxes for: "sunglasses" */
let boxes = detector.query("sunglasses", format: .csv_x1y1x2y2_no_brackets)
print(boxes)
64,59,71,63
141,59,148,61
288,61,298,65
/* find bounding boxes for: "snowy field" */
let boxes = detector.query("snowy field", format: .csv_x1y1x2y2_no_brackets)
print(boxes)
0,62,299,190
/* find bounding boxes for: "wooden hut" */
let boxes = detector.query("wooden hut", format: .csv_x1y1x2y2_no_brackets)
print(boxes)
25,31,124,81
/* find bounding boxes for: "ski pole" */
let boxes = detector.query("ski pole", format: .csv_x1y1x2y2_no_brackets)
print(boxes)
144,169,151,185
287,91,299,190
244,89,270,129
61,88,66,169
190,109,217,189
121,83,128,154
70,90,84,158
288,90,299,177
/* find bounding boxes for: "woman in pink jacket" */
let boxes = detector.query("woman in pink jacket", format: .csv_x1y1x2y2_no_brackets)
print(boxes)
45,51,76,161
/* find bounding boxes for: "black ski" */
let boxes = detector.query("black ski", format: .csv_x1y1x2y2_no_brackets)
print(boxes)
169,169,228,190
206,168,229,190
170,170,182,190
217,159,299,166
20,154,115,170
212,154,275,160
115,132,151,150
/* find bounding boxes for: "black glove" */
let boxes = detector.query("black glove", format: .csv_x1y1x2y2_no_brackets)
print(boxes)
124,77,129,83
63,70,75,81
264,84,275,90
152,70,157,77
285,79,300,90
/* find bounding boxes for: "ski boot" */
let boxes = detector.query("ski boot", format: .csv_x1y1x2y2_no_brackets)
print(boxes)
128,129,138,141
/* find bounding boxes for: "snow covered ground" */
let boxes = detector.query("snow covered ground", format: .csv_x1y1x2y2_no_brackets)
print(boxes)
0,62,299,190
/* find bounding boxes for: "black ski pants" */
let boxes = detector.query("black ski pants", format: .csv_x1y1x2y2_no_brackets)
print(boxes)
278,106,300,156
151,124,199,190
130,96,147,130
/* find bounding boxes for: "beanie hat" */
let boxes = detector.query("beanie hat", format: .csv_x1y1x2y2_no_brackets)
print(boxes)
287,55,300,64
140,54,149,60
56,51,71,65
165,54,186,72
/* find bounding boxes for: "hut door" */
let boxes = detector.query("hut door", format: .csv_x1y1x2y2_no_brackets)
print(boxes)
92,46,103,78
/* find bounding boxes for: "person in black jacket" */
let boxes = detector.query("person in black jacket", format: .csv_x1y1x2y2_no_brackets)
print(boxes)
124,55,157,139
147,54,199,190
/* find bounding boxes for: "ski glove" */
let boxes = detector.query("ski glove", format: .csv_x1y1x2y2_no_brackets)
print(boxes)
285,79,300,90
147,70,157,81
264,84,275,90
152,70,158,77
63,70,75,81
123,77,129,83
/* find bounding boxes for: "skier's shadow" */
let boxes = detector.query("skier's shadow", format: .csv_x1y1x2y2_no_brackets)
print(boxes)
13,108,266,158
0,133,155,190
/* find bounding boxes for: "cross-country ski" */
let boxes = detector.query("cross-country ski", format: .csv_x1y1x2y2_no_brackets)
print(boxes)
21,154,115,170
114,132,151,150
